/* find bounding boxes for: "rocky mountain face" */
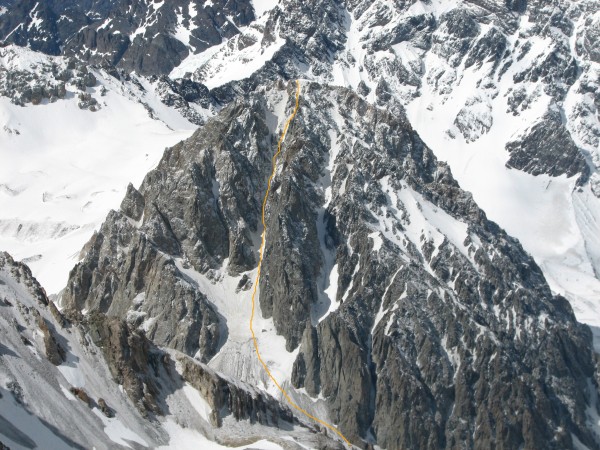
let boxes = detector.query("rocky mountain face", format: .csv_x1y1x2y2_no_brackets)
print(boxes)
169,0,600,362
189,0,599,184
0,47,101,108
0,0,254,75
0,251,339,449
61,81,600,449
1,0,600,449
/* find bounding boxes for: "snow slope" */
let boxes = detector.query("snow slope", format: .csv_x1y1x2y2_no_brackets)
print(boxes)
0,252,334,449
0,47,197,294
251,0,280,19
0,255,161,449
171,16,285,89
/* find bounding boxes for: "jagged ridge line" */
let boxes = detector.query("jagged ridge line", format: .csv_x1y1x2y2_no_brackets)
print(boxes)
249,80,352,448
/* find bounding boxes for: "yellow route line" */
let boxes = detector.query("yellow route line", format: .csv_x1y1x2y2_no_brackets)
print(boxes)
249,80,352,448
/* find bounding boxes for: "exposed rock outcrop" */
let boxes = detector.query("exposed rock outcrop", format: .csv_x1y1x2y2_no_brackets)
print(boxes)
37,316,65,365
0,0,256,76
506,108,590,184
62,82,600,449
178,356,298,429
63,211,222,362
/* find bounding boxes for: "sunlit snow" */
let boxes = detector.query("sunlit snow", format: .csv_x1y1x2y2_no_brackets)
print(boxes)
0,48,197,294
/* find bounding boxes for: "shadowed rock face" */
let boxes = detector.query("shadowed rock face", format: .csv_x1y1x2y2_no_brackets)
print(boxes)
62,89,278,359
0,0,255,75
177,356,298,428
85,312,163,415
63,81,600,449
63,211,222,362
1,250,334,448
506,109,590,184
1,0,594,185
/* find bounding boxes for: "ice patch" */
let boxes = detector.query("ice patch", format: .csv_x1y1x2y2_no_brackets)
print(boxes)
369,231,384,252
171,31,285,89
92,408,149,449
158,419,284,450
251,0,280,18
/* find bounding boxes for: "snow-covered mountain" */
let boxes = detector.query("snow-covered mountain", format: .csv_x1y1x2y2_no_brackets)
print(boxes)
0,0,256,74
0,45,204,293
1,0,600,449
171,0,600,344
0,251,340,449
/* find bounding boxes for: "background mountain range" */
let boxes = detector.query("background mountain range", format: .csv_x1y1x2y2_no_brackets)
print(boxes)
1,0,600,449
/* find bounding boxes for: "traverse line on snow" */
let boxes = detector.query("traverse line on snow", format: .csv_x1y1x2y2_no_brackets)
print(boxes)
249,80,352,448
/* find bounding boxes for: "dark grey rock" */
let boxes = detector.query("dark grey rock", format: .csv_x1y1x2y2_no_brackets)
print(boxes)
84,312,162,415
581,17,600,63
62,82,600,449
83,72,96,88
37,316,65,365
178,355,297,428
464,27,508,70
370,13,436,52
506,108,590,184
63,211,222,362
153,76,213,125
357,80,371,97
432,9,480,67
513,41,578,100
97,398,114,418
0,0,256,76
120,183,145,222
505,0,527,13
77,92,99,111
